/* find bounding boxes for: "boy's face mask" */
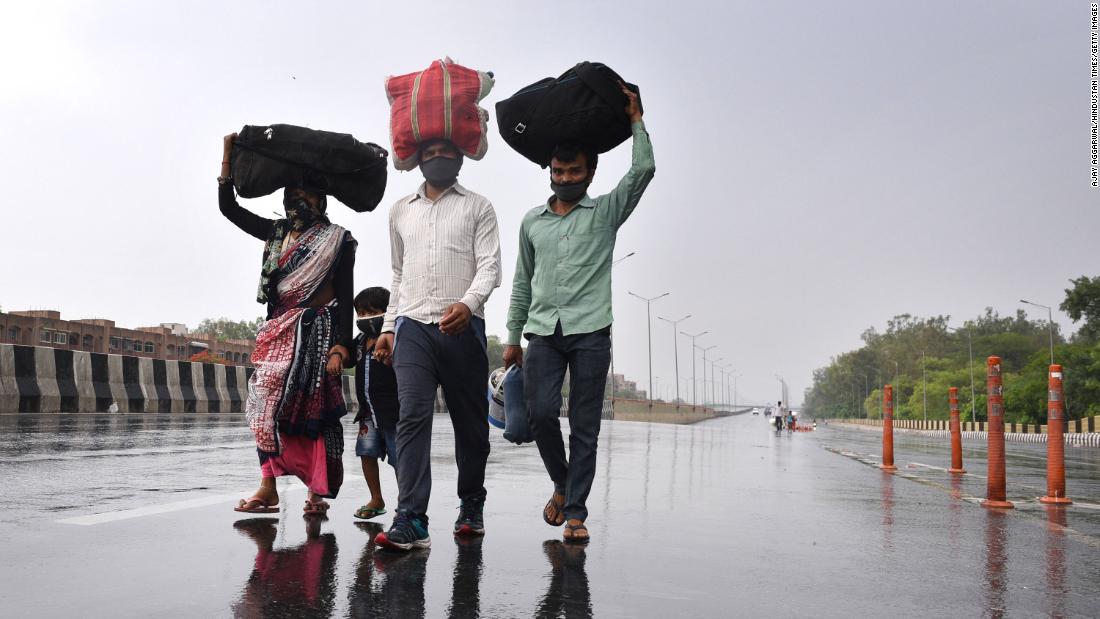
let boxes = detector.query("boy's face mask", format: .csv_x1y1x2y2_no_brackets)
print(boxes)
357,314,385,339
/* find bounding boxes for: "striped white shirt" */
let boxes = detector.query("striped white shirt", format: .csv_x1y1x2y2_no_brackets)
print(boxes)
382,182,502,332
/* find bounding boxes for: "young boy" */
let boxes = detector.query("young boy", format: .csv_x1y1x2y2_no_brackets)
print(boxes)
352,287,400,520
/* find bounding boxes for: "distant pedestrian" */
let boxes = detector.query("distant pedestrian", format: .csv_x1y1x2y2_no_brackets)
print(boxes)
372,138,503,551
221,132,357,517
504,84,653,544
351,287,400,521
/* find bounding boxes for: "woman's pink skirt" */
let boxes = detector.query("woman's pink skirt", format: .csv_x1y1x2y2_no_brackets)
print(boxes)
260,434,331,497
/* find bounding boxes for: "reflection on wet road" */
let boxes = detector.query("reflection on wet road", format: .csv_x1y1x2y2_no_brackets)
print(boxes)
1,414,1099,617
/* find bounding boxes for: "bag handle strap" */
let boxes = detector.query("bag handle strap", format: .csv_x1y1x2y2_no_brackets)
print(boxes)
573,61,624,109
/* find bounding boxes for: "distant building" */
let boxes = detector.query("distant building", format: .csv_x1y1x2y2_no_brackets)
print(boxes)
0,310,255,366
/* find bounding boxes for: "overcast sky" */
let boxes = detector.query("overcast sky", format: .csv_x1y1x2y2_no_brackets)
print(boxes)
3,1,1097,405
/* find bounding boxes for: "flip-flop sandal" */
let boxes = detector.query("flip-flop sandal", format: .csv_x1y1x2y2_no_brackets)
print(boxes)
563,522,589,544
303,500,330,517
354,506,387,520
543,495,565,527
235,496,279,513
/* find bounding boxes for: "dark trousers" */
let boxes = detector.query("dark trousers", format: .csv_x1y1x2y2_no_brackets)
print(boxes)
392,317,489,518
524,323,611,522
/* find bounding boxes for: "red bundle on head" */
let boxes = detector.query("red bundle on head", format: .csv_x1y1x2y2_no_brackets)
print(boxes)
385,57,494,171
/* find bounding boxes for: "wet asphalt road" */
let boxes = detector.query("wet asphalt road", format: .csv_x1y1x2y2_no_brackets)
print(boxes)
1,413,1099,618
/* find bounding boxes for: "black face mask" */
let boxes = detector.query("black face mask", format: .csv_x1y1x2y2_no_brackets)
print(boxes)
419,155,463,187
357,316,384,339
550,179,589,203
284,196,321,231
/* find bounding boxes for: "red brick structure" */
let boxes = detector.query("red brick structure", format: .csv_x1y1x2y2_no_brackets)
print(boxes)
0,310,255,366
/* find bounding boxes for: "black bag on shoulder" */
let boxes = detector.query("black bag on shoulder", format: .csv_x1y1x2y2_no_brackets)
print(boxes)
495,61,642,167
231,124,389,212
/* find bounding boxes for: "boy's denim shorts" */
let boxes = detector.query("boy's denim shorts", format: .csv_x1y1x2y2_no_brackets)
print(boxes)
355,417,398,466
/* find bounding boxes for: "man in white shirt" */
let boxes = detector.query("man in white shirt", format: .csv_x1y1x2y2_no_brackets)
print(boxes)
373,139,502,551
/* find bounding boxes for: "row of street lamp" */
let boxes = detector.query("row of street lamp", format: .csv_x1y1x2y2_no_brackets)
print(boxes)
625,286,740,409
612,251,741,409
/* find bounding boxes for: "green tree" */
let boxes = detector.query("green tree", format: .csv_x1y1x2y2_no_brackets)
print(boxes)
804,307,1066,420
486,335,506,377
1060,275,1100,343
193,317,264,341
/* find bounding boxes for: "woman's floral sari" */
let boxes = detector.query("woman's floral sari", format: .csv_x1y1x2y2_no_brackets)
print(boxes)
245,222,351,497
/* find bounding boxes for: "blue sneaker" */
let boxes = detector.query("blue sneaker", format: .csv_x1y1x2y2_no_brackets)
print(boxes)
454,497,485,536
375,512,431,551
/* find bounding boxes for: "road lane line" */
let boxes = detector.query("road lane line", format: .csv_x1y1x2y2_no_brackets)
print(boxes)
56,478,367,526
57,494,244,525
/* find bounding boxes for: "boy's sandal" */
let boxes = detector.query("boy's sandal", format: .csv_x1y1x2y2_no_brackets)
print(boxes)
354,505,387,520
303,500,330,516
543,494,566,527
563,522,589,543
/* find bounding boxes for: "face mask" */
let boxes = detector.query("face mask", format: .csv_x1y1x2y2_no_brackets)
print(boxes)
357,315,384,338
550,179,589,203
283,191,327,231
419,155,463,186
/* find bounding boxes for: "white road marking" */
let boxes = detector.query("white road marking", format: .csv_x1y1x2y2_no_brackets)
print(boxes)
55,477,369,525
56,478,368,526
58,494,246,525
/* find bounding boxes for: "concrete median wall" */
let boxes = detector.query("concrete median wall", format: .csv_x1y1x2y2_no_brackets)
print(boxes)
610,398,721,424
833,418,1100,447
0,343,358,416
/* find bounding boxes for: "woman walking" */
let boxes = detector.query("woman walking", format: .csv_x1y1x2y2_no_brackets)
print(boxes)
220,133,357,516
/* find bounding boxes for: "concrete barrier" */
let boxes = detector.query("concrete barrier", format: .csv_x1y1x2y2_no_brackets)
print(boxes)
0,343,357,416
832,419,1100,447
610,399,720,424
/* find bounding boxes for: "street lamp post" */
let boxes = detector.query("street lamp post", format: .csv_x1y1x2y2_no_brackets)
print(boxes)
607,252,636,420
718,363,734,410
888,359,900,418
701,345,717,408
710,357,723,408
628,290,668,406
681,330,709,407
658,314,691,406
948,325,977,425
1020,299,1056,365
774,374,788,412
855,371,869,418
921,349,927,423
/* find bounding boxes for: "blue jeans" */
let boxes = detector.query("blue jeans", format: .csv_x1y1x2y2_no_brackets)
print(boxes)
392,317,489,518
356,418,398,467
524,323,611,522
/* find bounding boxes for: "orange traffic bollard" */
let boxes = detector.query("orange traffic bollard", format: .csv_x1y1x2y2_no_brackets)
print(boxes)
1040,364,1072,505
982,356,1014,509
881,384,897,471
948,387,966,474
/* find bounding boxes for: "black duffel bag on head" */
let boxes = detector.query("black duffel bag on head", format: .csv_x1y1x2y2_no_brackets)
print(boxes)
231,124,388,213
495,61,642,168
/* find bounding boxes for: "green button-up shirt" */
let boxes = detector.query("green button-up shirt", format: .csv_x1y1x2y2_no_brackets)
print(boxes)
506,121,655,345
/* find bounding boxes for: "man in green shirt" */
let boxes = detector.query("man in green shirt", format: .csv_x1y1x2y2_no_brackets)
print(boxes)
504,85,654,543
